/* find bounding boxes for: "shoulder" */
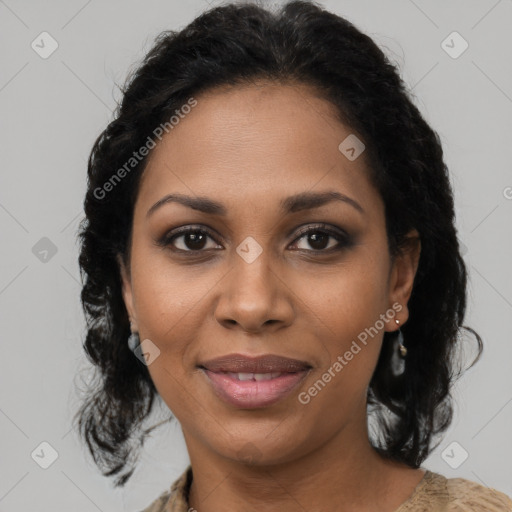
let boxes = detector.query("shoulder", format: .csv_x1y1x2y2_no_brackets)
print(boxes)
138,465,192,512
139,489,172,512
444,475,512,511
396,470,512,512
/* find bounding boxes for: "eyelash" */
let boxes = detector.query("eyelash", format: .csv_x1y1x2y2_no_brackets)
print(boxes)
157,223,352,255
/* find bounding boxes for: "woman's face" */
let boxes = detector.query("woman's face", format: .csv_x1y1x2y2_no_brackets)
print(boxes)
119,82,420,465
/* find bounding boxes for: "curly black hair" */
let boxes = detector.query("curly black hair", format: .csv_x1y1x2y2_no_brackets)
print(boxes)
75,0,482,487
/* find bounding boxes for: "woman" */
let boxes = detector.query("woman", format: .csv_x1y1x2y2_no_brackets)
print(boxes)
75,1,512,510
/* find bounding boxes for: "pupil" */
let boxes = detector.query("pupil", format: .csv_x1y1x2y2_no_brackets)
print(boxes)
309,232,328,250
186,232,206,250
182,231,330,251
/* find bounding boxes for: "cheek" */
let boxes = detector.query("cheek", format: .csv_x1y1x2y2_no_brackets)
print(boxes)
291,259,390,396
294,257,390,338
128,250,216,401
130,240,214,335
130,262,206,416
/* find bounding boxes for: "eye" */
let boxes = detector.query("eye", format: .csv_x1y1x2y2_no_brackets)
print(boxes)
159,226,222,252
290,224,350,252
157,223,351,254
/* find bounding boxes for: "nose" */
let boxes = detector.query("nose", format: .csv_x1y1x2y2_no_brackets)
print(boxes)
214,248,295,334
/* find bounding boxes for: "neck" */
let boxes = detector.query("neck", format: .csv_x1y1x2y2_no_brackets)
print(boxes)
183,410,417,512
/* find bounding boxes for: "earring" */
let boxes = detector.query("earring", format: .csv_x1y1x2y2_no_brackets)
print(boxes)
128,320,140,352
395,319,407,357
390,319,407,377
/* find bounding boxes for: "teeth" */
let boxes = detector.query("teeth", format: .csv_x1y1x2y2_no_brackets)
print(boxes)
226,372,283,381
253,373,271,381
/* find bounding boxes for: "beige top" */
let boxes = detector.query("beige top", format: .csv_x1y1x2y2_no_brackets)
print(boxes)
140,465,512,511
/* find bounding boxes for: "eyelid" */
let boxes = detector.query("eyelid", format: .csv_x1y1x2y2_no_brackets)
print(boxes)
157,224,223,249
289,223,349,250
292,222,347,240
158,222,349,252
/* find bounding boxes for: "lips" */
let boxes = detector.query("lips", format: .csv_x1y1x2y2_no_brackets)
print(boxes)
198,353,312,409
199,353,312,373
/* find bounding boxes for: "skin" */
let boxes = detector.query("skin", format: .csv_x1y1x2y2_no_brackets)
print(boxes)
119,81,423,512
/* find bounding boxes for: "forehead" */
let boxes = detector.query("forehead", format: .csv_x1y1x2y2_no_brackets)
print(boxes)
135,81,381,219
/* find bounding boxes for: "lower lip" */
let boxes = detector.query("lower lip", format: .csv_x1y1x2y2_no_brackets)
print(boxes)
201,369,310,409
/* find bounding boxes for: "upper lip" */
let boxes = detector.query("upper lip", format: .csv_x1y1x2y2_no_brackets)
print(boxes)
199,353,312,373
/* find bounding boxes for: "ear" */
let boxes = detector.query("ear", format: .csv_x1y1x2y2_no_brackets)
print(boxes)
385,229,421,331
117,253,138,331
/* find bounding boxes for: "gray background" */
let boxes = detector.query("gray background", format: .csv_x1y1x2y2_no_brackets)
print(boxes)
1,0,511,510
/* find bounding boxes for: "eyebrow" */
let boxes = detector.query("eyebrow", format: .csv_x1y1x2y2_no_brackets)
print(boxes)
146,190,365,218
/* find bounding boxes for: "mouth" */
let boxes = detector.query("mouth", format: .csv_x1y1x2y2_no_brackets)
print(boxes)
197,353,312,409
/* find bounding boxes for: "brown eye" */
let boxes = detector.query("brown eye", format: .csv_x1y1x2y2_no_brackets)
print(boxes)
157,223,351,255
176,231,209,251
290,225,351,252
159,227,222,252
302,231,332,250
